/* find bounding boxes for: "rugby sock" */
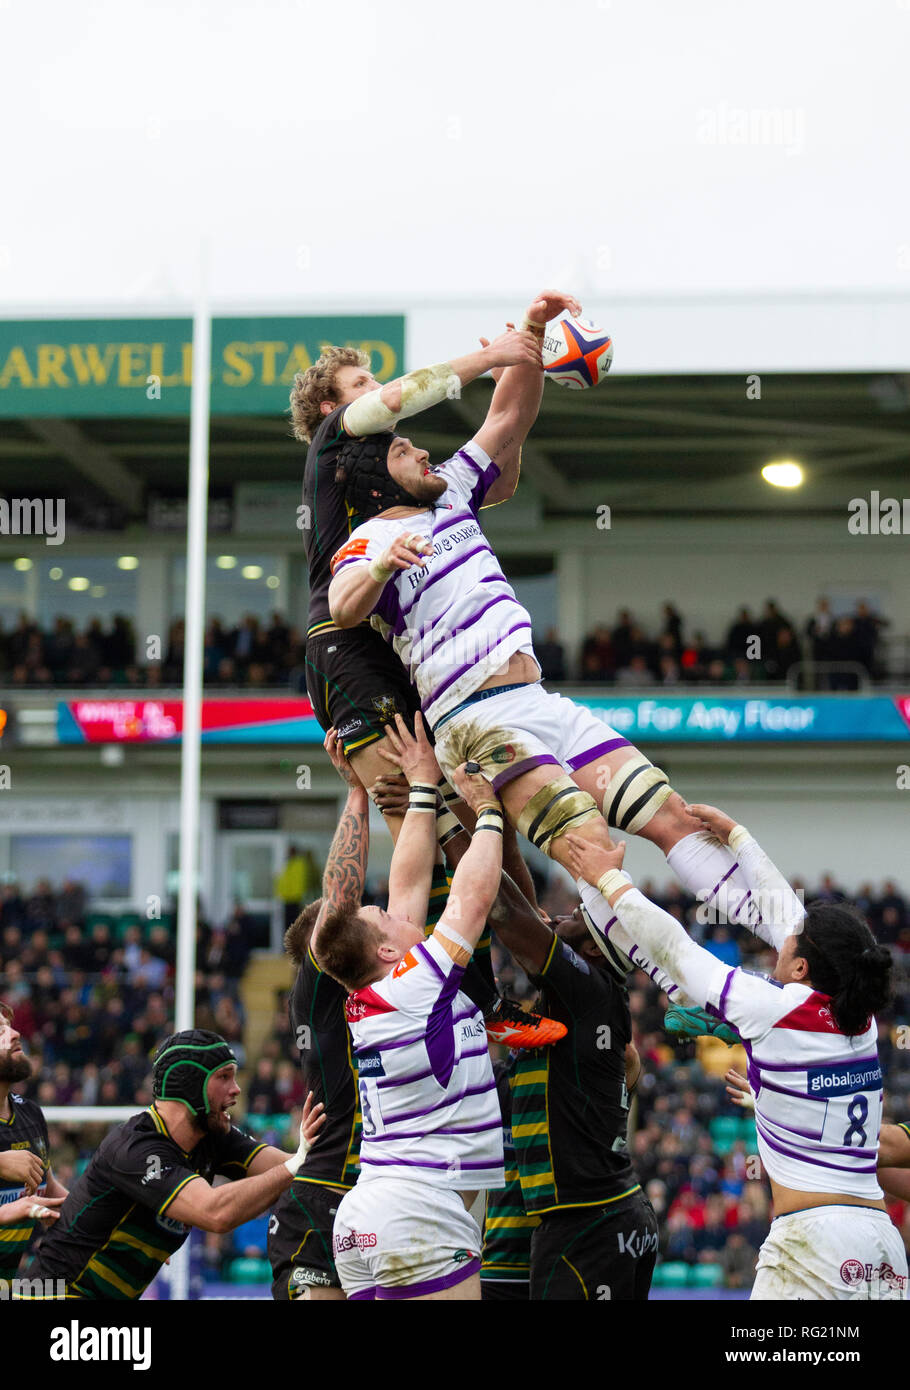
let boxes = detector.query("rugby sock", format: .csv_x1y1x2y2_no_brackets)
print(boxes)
665,831,763,930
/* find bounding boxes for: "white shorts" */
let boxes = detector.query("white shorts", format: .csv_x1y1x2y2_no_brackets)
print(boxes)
333,1177,482,1300
432,682,632,796
752,1205,908,1301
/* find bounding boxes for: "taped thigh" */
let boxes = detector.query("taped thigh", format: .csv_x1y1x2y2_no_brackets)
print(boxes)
601,755,671,833
516,775,601,854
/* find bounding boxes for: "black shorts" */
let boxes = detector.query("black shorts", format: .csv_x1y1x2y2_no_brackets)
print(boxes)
480,1277,531,1302
305,625,421,756
529,1190,658,1301
268,1179,346,1300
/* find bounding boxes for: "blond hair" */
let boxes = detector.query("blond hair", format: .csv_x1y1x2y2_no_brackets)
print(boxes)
288,346,371,444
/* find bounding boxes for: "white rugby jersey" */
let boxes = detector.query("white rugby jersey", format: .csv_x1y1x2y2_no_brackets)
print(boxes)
705,969,883,1198
344,933,504,1190
604,863,885,1199
330,441,538,726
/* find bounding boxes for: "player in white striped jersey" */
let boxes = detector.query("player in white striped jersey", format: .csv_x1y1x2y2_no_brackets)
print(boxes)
316,715,506,1300
326,357,768,955
564,806,906,1302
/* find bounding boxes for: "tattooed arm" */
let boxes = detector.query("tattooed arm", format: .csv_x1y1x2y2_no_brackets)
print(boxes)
310,728,370,956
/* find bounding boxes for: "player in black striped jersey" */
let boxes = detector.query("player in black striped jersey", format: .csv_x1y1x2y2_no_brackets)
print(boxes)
0,1002,67,1279
21,1030,325,1300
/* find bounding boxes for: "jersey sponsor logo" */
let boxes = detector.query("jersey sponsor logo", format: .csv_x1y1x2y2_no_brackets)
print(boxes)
616,1226,659,1258
490,744,515,764
460,1020,486,1041
335,719,361,738
806,1061,883,1096
329,537,369,574
356,1049,386,1078
0,1186,27,1205
332,1230,377,1253
156,1213,190,1235
840,1258,906,1292
451,1248,474,1263
291,1265,334,1288
392,950,419,979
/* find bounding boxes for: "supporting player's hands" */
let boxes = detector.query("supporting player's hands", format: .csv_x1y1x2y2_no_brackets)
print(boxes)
0,1194,64,1228
449,761,499,815
562,833,627,886
525,290,582,325
0,1148,45,1195
324,727,365,792
368,772,410,815
481,326,543,372
284,1091,327,1176
686,803,738,844
378,532,433,576
375,712,440,787
724,1068,755,1111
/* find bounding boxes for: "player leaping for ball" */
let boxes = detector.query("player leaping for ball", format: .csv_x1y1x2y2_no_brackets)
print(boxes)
325,334,764,927
562,807,906,1302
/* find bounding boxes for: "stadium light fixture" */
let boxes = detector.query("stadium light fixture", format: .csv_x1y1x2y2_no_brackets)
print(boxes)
216,555,237,569
68,576,90,591
762,460,804,488
266,575,280,589
242,564,263,579
91,585,106,597
117,555,139,570
13,557,32,571
49,567,63,580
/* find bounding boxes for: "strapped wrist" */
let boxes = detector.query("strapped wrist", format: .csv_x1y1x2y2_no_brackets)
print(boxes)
368,556,394,583
596,868,629,900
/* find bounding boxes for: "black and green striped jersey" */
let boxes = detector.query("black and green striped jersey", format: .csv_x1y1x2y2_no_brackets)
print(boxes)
291,946,361,1191
899,1122,910,1143
303,404,352,631
511,934,640,1215
482,1061,539,1283
0,1093,50,1279
23,1107,265,1299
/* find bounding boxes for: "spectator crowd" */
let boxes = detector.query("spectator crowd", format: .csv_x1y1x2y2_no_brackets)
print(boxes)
0,595,897,692
3,867,910,1290
541,596,893,688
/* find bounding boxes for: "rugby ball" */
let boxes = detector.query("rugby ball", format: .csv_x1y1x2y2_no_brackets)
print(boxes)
542,313,614,389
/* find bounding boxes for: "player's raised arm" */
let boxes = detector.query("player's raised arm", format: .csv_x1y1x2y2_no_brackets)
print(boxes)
309,728,371,955
477,290,580,507
432,764,504,965
375,713,440,929
341,336,544,437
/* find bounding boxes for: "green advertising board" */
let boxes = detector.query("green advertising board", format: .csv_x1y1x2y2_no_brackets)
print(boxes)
0,315,405,417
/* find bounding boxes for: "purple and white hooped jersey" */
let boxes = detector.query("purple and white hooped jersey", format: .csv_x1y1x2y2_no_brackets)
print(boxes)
344,933,504,1190
706,970,884,1198
330,440,538,727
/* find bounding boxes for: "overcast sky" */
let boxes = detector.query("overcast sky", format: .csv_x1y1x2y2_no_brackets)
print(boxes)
1,0,908,311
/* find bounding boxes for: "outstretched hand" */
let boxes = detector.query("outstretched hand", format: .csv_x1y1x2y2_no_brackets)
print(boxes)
375,712,440,787
562,833,626,885
686,803,738,843
449,760,499,815
525,289,583,325
724,1068,755,1111
324,727,364,791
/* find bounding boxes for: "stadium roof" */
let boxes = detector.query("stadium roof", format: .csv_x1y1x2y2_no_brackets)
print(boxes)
1,370,907,529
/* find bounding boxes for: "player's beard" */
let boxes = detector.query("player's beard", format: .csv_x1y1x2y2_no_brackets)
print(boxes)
0,1049,33,1084
408,471,448,504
